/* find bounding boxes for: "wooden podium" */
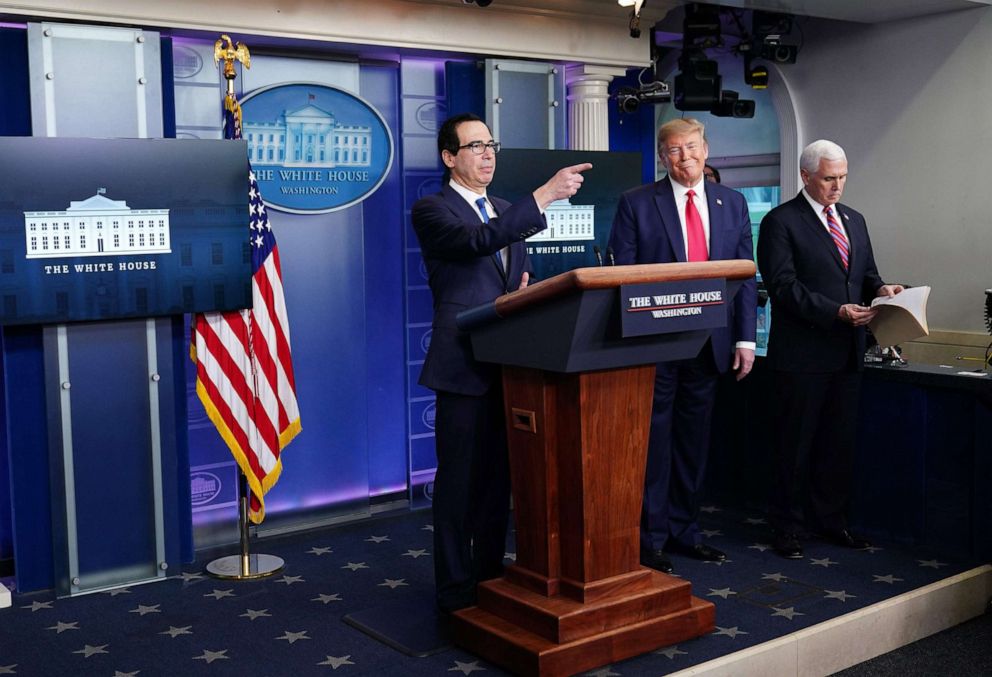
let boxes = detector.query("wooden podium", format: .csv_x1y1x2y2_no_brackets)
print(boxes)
452,261,756,676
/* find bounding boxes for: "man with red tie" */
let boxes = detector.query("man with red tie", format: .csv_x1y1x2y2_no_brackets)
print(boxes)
608,118,757,574
757,139,903,559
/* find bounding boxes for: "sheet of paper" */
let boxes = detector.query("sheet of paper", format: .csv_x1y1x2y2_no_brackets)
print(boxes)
869,286,930,346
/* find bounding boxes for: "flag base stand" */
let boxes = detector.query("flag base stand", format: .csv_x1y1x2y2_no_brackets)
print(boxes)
205,472,284,581
206,553,284,580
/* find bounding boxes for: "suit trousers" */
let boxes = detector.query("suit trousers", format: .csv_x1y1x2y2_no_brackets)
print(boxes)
432,386,510,612
768,369,862,535
640,349,719,553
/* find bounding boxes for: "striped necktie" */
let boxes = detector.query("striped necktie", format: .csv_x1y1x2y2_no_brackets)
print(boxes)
824,206,849,269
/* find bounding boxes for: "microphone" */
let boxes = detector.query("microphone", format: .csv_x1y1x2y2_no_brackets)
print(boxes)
593,245,604,266
606,246,616,266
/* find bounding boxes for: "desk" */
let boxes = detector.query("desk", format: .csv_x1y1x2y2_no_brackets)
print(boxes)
854,363,991,560
705,362,991,561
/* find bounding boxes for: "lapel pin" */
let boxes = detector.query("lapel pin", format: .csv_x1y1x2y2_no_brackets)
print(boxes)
842,212,849,220
716,198,723,206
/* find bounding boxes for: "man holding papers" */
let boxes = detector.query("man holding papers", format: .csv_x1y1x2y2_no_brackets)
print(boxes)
757,139,903,559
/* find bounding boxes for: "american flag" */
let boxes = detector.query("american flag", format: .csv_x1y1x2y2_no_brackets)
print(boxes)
191,92,301,524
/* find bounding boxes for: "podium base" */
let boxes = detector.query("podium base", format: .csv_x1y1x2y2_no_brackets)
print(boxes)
451,570,714,677
205,553,285,580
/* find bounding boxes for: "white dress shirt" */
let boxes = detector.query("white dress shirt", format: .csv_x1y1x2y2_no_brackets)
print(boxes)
801,188,848,239
670,176,710,260
671,176,755,352
449,179,508,272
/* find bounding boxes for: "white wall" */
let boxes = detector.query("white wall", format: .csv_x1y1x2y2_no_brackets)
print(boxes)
0,0,659,68
775,7,992,332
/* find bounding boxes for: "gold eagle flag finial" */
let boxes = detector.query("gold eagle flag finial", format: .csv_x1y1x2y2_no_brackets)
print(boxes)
213,34,250,93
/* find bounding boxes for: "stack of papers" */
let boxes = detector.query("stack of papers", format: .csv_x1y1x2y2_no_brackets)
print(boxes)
868,286,931,346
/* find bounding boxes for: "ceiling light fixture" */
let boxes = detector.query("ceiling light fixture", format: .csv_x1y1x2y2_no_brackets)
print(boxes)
618,0,646,38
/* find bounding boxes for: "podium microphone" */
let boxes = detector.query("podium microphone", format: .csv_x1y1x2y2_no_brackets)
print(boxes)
593,245,604,266
606,246,616,266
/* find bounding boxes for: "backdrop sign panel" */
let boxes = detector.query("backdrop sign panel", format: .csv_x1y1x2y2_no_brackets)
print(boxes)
240,82,395,214
620,279,727,338
489,150,642,281
0,137,251,326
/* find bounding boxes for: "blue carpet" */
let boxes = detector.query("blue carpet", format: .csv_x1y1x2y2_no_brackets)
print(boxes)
0,503,982,676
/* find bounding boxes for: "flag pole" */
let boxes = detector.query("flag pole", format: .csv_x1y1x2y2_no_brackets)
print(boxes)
204,35,284,580
206,474,284,579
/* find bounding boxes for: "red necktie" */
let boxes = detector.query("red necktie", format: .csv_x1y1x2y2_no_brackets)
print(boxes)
824,206,849,269
685,189,708,262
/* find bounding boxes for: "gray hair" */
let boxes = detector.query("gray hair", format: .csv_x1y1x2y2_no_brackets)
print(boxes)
800,139,847,173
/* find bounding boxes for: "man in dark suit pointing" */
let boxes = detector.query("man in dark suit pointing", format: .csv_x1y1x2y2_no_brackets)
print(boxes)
757,139,902,559
412,112,591,614
608,118,757,574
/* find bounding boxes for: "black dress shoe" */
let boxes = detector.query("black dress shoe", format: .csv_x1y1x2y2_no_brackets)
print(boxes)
822,529,871,549
772,532,804,559
668,541,726,562
640,549,674,573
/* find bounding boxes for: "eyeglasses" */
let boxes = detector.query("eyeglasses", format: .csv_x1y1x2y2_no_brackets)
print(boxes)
457,141,501,155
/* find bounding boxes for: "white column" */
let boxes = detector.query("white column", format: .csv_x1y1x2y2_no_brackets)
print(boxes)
565,64,628,151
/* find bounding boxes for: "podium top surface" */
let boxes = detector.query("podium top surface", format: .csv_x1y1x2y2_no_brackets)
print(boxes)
503,260,753,313
457,260,755,332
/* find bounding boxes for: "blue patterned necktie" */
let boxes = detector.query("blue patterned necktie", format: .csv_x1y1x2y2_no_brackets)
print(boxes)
475,197,504,270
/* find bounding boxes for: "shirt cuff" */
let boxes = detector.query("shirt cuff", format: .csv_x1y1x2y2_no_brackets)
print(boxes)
735,341,756,351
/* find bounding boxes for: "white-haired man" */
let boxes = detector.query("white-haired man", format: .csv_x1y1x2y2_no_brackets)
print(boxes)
757,139,902,559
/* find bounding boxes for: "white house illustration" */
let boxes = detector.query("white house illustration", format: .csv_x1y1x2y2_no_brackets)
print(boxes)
244,103,372,168
527,199,595,242
24,190,171,259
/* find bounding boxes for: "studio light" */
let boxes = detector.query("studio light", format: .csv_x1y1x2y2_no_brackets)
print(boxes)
710,89,755,118
614,80,671,114
616,88,641,113
618,0,647,39
751,10,798,63
745,59,769,89
673,51,720,112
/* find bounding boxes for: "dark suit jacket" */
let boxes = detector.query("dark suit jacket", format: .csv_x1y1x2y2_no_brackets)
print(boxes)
756,193,885,373
412,183,543,396
607,177,758,373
